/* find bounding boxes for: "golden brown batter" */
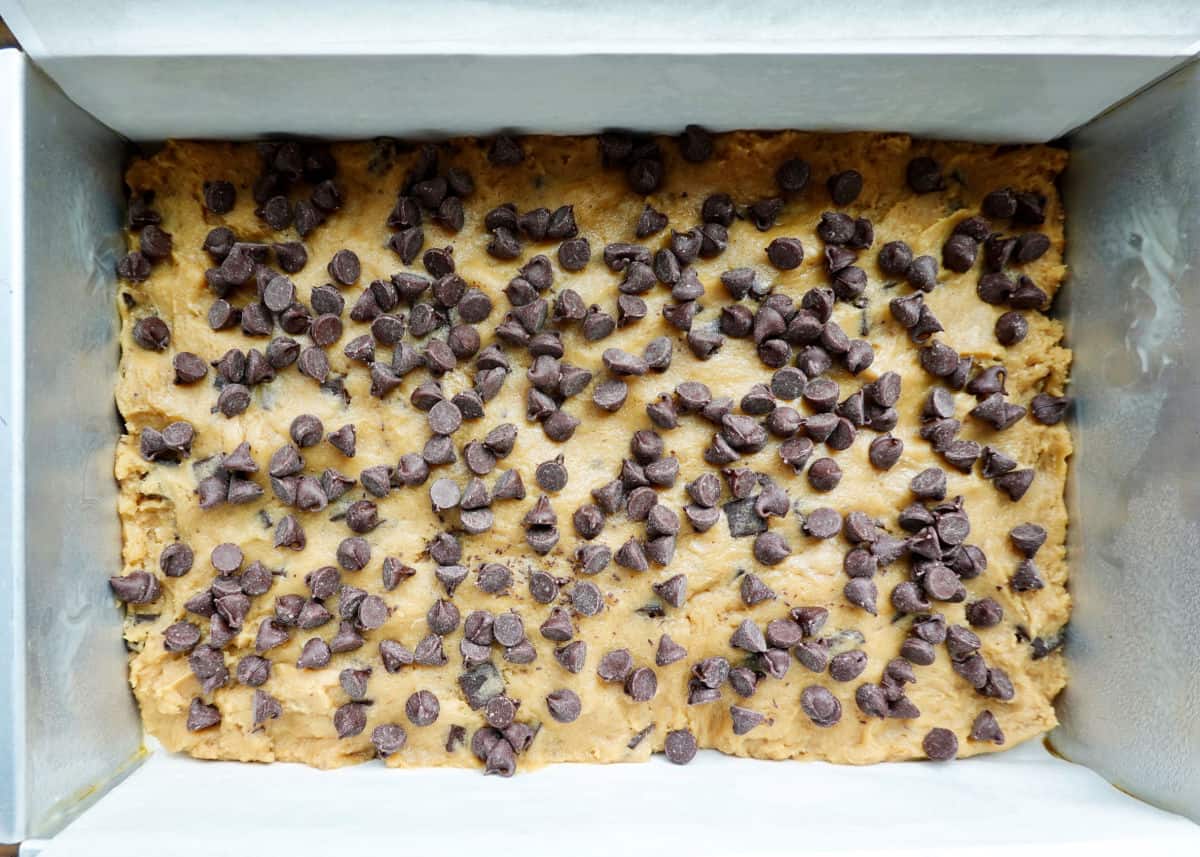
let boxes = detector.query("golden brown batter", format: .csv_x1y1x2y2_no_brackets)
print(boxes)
112,130,1070,773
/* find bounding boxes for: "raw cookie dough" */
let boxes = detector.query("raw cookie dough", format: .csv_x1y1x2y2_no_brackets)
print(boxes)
113,131,1070,772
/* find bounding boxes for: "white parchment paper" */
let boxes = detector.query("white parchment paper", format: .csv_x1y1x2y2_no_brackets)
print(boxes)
30,740,1200,856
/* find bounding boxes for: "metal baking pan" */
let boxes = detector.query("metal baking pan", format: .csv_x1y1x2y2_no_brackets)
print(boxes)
2,2,1200,852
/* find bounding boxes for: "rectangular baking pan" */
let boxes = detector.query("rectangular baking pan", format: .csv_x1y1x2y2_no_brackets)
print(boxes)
2,3,1200,852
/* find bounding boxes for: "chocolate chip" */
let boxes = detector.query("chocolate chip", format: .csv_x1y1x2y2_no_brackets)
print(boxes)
877,241,913,278
620,203,664,241
618,667,656,702
578,304,616,342
295,636,331,669
291,345,327,383
908,467,946,501
1010,558,1045,591
384,224,424,264
896,634,934,667
841,574,877,612
979,666,1015,700
681,505,716,532
337,536,371,572
209,542,243,576
969,711,1005,745
721,496,763,540
205,298,240,332
489,135,524,166
1008,278,1048,311
906,255,939,293
767,237,804,270
817,211,855,245
425,599,459,637
628,153,667,195
168,351,207,386
981,187,1016,219
132,316,170,352
807,458,842,491
484,225,522,261
942,235,977,273
540,688,583,725
136,224,172,262
405,690,440,727
744,196,782,231
182,697,222,732
800,685,842,727
829,650,868,682
753,532,791,565
214,382,250,417
923,727,958,760
540,409,578,443
614,536,649,572
994,310,1028,346
1015,231,1050,263
661,729,696,765
969,393,1026,431
1004,524,1047,561
729,619,767,654
828,265,865,301
412,632,446,665
924,562,966,601
919,340,958,378
475,561,512,595
946,625,982,662
517,566,559,606
152,544,196,584
593,648,632,683
825,246,855,275
758,485,794,520
801,507,841,539
827,169,862,205
737,573,774,607
1030,393,1070,425
775,436,812,474
553,237,589,271
982,235,1017,273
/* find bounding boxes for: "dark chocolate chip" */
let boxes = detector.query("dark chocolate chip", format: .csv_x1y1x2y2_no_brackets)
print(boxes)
132,316,171,352
829,650,868,682
740,573,775,606
753,532,791,565
995,311,1028,346
546,689,582,723
827,169,862,205
800,685,842,727
750,197,784,231
489,135,525,166
1010,558,1045,591
405,690,441,727
878,242,914,280
843,578,878,614
923,727,958,760
636,204,668,237
1015,232,1050,263
664,729,697,764
767,237,804,270
942,234,978,273
1030,393,1070,425
801,507,842,541
807,458,842,491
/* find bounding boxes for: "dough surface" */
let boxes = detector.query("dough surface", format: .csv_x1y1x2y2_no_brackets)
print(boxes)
115,131,1070,771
